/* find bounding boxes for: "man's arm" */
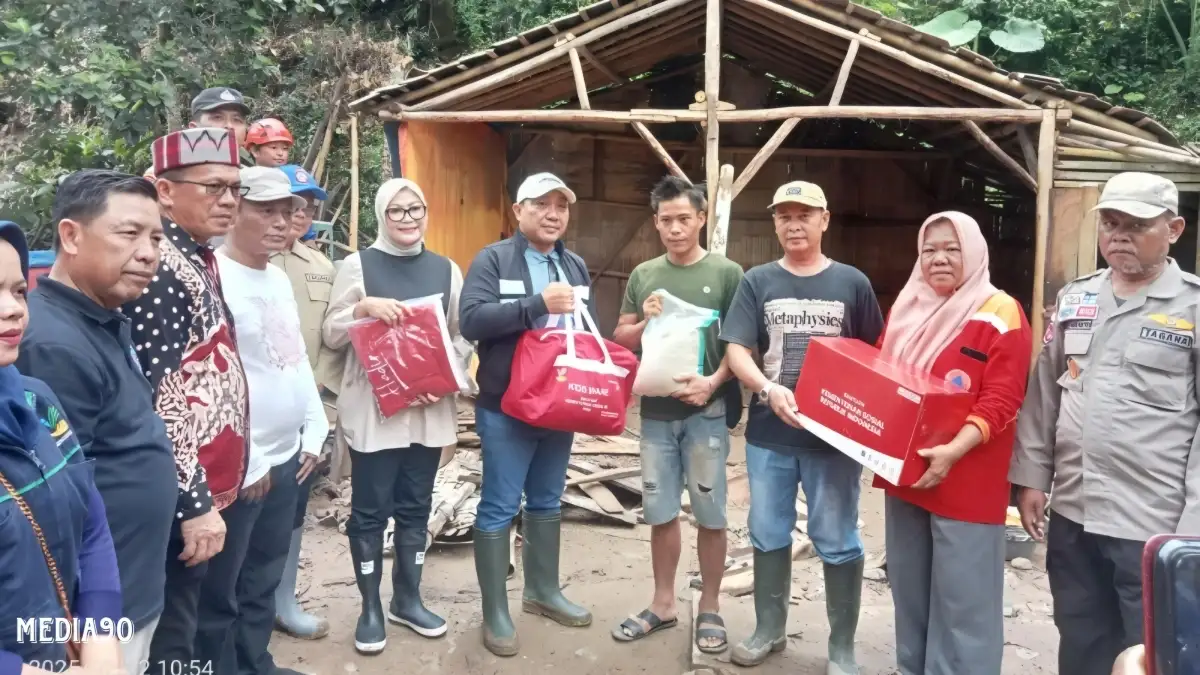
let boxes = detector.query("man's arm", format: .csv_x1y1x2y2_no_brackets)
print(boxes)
854,274,885,346
1009,297,1068,493
612,268,644,350
459,247,548,342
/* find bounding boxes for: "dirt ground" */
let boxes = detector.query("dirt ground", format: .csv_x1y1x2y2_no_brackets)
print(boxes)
271,431,1060,675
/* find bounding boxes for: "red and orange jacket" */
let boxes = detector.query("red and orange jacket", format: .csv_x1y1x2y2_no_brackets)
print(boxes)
872,292,1033,525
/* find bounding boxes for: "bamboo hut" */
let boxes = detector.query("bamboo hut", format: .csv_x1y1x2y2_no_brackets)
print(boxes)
348,0,1200,350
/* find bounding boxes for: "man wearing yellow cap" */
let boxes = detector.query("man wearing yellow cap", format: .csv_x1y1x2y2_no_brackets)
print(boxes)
719,181,884,673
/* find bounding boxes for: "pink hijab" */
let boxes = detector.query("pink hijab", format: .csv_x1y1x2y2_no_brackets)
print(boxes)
880,211,998,373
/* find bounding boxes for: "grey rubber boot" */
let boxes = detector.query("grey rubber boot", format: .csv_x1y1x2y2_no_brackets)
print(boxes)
348,534,387,654
274,527,330,639
387,527,447,638
474,525,518,656
731,546,792,667
824,556,864,675
519,509,592,627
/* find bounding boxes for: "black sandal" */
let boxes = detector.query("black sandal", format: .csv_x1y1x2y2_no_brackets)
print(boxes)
695,612,728,654
611,609,678,642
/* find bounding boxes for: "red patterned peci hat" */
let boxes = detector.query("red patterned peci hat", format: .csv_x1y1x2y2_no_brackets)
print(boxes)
152,127,239,175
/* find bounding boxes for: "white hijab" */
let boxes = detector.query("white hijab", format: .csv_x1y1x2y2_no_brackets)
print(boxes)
372,178,428,257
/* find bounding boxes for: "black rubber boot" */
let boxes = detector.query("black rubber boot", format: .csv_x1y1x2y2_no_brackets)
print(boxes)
348,534,387,654
474,525,518,656
387,527,447,638
730,546,792,667
520,509,592,627
824,557,864,675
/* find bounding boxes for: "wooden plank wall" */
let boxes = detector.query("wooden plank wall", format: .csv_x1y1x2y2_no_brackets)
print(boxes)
508,133,1035,336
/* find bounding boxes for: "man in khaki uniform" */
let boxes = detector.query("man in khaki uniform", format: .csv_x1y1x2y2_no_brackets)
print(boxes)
270,163,341,640
1010,172,1198,675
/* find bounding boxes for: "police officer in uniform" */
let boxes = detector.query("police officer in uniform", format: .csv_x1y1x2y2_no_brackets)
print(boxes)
1010,172,1199,675
269,163,342,641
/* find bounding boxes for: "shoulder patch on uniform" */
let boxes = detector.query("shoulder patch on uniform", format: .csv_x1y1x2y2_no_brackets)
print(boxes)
972,292,1023,333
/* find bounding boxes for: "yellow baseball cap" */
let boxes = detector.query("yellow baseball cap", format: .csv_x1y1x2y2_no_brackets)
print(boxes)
769,181,828,210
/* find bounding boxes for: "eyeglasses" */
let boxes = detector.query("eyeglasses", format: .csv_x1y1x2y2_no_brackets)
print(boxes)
172,180,250,198
385,204,427,222
296,206,319,217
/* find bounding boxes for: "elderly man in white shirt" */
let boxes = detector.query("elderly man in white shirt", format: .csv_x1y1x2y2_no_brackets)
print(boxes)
193,166,325,675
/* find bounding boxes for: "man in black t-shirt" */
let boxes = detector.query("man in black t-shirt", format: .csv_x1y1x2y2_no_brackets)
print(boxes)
720,181,883,674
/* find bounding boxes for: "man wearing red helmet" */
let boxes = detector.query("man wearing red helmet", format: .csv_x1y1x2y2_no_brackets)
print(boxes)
246,119,294,169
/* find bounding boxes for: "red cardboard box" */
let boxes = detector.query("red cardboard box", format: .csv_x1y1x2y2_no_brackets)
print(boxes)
793,337,975,486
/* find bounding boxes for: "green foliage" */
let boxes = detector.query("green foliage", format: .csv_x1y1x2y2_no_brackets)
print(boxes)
915,10,983,47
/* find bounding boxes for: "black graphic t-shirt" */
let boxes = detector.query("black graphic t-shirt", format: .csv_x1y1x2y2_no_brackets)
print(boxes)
720,260,883,456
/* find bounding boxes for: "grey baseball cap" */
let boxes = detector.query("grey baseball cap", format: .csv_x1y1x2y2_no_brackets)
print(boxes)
191,87,250,118
240,167,305,209
1092,172,1180,219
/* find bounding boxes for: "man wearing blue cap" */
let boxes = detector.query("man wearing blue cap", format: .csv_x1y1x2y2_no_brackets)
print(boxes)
268,164,340,641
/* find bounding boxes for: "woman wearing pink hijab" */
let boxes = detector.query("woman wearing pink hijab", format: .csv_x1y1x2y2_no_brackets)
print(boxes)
875,211,1032,674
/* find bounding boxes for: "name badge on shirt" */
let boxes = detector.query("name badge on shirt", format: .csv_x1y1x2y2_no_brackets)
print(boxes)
499,279,526,295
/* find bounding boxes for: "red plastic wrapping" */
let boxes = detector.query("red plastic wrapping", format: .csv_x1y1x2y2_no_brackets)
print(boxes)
502,306,638,436
348,294,467,418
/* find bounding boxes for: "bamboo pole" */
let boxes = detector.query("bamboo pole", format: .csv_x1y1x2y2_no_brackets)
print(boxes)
1032,108,1057,361
568,48,591,109
379,106,1071,124
1060,134,1200,168
1016,127,1038,177
359,0,655,109
828,34,862,106
704,0,722,225
349,114,360,251
732,118,800,199
312,110,338,184
710,164,734,255
406,0,693,112
787,0,1160,142
632,122,689,182
739,0,1033,111
962,121,1037,192
576,44,623,84
1066,120,1194,158
304,73,348,171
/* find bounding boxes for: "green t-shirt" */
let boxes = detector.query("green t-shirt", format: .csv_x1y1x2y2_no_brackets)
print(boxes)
621,252,745,421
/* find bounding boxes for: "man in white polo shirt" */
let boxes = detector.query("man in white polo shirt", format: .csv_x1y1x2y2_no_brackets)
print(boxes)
192,166,326,675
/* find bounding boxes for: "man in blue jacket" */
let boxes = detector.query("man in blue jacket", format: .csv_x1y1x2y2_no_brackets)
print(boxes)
459,172,598,658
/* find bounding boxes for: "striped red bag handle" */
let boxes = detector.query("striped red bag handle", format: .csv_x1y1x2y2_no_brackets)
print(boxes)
0,468,82,662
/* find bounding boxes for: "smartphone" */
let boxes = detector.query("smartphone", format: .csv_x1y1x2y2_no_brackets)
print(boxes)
1143,534,1200,675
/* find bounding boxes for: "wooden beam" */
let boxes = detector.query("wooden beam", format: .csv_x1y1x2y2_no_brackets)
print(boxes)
1016,127,1038,177
1031,108,1058,361
739,0,1033,112
576,44,623,84
348,114,360,251
406,0,692,112
565,466,641,487
1066,120,1194,159
381,106,1072,124
828,34,862,106
704,0,722,225
568,48,591,110
632,122,689,182
962,121,1037,192
732,118,800,199
591,216,652,284
787,0,1160,142
709,164,734,254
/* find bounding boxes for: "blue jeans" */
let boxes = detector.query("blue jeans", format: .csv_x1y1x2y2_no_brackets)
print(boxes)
640,399,730,529
475,406,574,532
746,443,864,565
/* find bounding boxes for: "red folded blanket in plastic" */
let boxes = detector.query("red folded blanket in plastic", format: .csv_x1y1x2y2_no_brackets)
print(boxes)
502,305,638,436
348,294,466,418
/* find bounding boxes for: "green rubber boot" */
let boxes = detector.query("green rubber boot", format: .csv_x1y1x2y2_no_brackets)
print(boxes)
824,557,864,675
474,526,519,656
730,546,792,667
519,510,592,627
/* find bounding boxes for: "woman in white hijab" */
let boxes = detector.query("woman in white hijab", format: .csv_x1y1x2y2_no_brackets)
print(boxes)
323,178,473,654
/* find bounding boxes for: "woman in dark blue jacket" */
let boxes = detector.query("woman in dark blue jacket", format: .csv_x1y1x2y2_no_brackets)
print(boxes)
0,221,124,675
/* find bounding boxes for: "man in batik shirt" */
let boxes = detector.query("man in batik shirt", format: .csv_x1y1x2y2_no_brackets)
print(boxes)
126,127,251,672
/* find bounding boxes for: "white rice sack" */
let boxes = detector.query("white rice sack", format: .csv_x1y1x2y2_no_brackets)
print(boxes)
632,289,720,397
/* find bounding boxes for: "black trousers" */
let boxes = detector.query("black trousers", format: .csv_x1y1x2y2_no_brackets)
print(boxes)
147,524,211,674
345,445,441,538
194,452,301,675
1047,514,1145,675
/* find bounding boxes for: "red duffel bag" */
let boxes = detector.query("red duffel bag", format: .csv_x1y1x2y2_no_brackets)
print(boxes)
502,301,638,436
